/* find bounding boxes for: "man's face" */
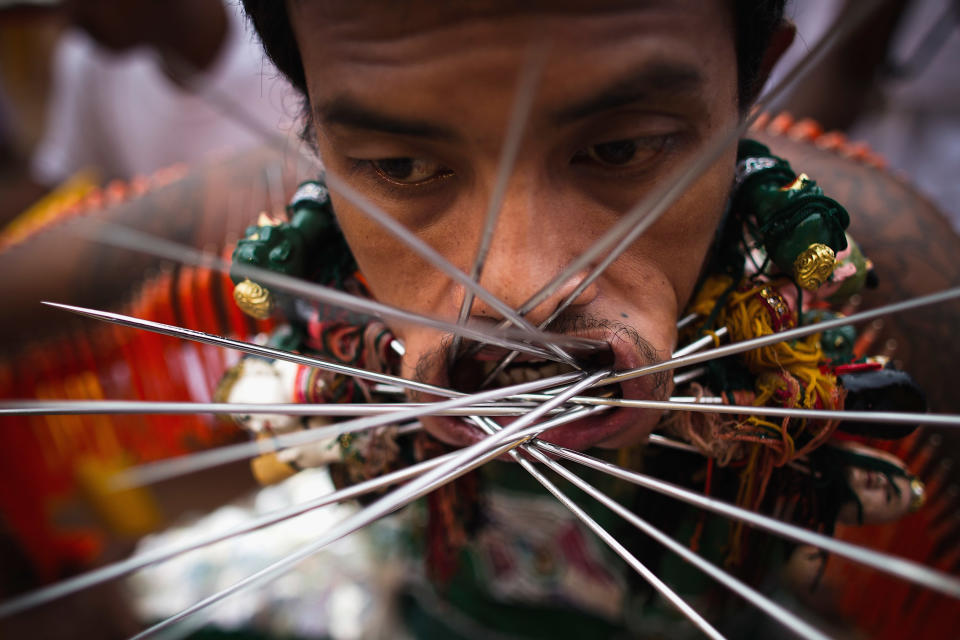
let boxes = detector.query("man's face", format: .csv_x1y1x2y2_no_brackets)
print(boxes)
289,1,741,450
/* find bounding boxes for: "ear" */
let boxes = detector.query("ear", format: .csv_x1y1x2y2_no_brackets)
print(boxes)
756,21,797,91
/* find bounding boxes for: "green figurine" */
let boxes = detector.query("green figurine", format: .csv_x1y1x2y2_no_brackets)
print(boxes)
734,140,850,291
230,180,357,319
805,309,857,364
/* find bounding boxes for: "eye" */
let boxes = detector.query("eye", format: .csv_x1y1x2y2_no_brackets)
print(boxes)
369,157,453,185
573,136,668,169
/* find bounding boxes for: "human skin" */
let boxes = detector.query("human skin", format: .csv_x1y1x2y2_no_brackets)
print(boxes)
63,0,227,72
287,1,756,450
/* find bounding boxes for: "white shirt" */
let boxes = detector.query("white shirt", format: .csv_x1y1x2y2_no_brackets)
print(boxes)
32,1,300,185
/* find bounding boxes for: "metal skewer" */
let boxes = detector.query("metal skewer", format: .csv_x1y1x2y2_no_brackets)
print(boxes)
449,49,545,368
599,287,960,388
76,222,606,356
470,416,727,640
127,373,605,638
0,400,542,417
111,370,586,488
517,440,831,640
475,0,885,384
540,443,960,599
0,449,459,618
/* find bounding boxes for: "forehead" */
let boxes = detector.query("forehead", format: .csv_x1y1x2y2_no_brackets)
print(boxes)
289,0,737,132
293,0,730,40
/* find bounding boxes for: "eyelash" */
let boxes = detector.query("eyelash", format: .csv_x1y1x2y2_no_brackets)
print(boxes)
347,132,677,192
349,158,454,189
570,134,675,174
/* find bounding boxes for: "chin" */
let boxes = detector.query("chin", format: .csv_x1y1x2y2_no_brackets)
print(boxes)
411,322,672,453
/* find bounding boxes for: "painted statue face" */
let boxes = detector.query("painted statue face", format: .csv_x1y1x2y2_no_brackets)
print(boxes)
834,442,919,525
227,358,299,435
838,466,915,525
289,1,741,450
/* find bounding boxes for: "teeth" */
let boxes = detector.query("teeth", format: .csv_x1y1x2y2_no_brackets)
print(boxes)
539,363,564,379
507,367,527,385
493,361,567,387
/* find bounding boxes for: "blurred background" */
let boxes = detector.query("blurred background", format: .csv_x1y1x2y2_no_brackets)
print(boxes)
768,0,960,232
0,0,957,638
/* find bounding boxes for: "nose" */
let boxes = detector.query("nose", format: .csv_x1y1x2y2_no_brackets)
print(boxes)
464,177,599,328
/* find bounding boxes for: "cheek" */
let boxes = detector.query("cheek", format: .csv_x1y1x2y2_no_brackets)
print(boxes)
892,477,913,511
332,200,453,315
332,202,458,381
646,157,734,304
397,331,445,384
609,156,733,328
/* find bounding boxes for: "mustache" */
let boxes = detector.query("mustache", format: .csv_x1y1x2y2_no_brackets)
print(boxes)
411,312,671,394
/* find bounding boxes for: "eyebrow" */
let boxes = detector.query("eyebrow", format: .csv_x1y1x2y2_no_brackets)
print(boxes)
316,97,459,140
552,62,704,124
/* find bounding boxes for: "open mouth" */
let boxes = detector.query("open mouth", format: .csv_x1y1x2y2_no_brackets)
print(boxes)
420,333,666,451
449,342,618,395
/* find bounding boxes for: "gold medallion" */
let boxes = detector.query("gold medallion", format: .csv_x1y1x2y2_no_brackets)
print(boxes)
233,278,274,319
793,243,836,291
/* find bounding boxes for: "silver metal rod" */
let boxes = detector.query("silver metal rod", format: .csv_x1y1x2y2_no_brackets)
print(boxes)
0,395,729,417
0,449,461,618
43,301,460,398
480,317,727,391
156,46,577,366
128,437,522,639
113,370,584,488
470,416,726,640
0,400,542,418
507,0,884,322
75,222,605,356
648,433,704,455
517,395,959,428
479,348,520,389
322,172,578,366
512,405,607,439
668,396,725,404
672,327,729,358
128,374,605,638
473,0,886,380
673,367,708,385
524,441,830,640
676,313,699,330
599,287,960,388
540,443,960,599
450,50,545,368
370,384,409,396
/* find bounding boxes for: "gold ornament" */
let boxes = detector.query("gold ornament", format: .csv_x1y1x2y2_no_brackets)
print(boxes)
781,172,811,192
257,211,281,227
233,278,274,319
909,476,926,512
793,243,836,291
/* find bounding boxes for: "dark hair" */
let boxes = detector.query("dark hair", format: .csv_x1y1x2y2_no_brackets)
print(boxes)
242,0,786,108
